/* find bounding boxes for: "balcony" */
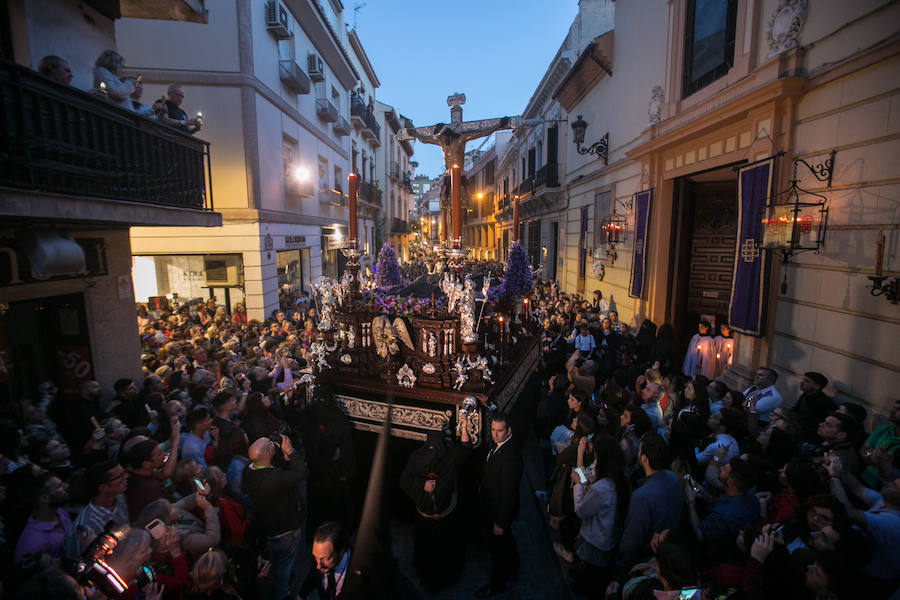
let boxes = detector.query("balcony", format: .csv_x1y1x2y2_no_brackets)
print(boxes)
316,98,338,123
351,95,381,144
389,217,409,234
0,60,212,212
359,180,382,206
333,116,350,137
517,175,535,196
279,60,310,95
535,163,559,188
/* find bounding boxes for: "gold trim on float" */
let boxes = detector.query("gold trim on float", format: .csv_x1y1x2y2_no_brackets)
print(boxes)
773,331,900,373
777,296,900,325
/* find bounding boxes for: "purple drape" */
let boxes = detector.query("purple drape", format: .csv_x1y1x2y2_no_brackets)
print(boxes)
729,157,776,337
629,189,653,299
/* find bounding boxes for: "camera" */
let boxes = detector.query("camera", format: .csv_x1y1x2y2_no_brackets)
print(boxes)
269,425,289,445
68,523,155,597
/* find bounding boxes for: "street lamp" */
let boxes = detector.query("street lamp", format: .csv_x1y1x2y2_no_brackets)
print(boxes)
571,115,609,165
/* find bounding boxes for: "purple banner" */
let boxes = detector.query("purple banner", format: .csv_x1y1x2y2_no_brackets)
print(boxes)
629,189,653,299
729,157,776,337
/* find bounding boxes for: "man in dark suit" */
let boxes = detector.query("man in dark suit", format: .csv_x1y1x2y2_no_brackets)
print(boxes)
477,412,524,597
301,521,352,600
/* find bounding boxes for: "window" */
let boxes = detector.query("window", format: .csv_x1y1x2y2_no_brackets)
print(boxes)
331,86,341,112
528,221,540,266
536,140,543,169
682,0,737,97
318,159,328,200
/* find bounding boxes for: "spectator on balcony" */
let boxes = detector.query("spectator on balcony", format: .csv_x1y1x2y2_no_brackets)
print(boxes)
92,50,135,111
37,55,72,85
154,84,203,134
129,77,155,119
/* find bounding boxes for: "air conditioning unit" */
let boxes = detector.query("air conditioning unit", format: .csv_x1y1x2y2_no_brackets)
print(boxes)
308,53,325,81
265,1,292,39
204,255,243,287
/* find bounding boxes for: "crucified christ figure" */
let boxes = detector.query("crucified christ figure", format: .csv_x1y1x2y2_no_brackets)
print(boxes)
397,93,523,217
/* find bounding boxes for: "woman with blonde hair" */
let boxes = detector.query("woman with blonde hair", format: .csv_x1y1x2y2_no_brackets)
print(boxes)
92,50,135,110
188,549,241,598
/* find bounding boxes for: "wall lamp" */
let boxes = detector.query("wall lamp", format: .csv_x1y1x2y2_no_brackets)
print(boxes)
571,115,608,165
760,151,834,264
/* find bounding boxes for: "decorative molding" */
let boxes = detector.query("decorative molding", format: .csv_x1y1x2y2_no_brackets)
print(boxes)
766,0,808,57
335,395,452,440
648,85,663,126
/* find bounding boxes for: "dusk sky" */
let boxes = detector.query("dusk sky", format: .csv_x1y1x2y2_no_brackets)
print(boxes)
354,0,580,179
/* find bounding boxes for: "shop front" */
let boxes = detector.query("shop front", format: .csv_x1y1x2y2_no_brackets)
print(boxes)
131,253,246,316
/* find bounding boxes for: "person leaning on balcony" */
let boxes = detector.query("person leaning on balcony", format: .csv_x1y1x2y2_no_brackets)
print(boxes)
154,84,203,134
37,55,72,85
92,50,135,111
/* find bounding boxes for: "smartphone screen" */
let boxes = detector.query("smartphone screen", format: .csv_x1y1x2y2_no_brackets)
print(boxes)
574,467,588,484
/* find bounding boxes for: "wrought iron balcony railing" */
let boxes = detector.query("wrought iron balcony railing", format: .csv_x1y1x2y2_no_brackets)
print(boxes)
517,175,535,196
0,60,212,210
359,180,381,206
351,95,381,141
316,98,338,123
535,163,559,188
389,217,409,234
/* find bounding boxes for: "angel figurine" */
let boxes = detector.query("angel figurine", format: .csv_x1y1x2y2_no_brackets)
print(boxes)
453,358,467,390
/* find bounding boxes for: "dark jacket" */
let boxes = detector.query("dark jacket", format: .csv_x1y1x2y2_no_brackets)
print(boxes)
241,451,308,536
480,438,523,530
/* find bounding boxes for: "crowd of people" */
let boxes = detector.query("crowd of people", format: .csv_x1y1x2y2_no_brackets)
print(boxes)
528,280,899,600
0,291,368,599
37,51,203,134
0,263,896,600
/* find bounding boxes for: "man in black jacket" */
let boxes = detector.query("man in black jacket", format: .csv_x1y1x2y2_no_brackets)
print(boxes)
477,413,523,597
243,433,309,600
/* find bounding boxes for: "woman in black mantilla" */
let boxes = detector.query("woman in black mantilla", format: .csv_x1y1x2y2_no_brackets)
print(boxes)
399,423,470,593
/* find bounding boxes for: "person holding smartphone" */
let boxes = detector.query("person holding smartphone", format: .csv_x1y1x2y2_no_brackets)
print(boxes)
570,434,629,595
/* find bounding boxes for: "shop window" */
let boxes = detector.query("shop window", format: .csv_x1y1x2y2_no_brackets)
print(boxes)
682,0,738,97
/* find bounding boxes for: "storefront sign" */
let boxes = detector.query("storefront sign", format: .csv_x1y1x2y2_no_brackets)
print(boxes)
285,235,306,247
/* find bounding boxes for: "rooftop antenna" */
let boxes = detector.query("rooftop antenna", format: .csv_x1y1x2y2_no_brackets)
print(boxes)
353,2,366,29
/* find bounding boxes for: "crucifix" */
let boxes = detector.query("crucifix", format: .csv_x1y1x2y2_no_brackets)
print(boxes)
397,93,523,246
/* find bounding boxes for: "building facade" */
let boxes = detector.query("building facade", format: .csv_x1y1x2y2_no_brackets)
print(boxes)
549,0,899,412
120,0,361,319
376,100,415,261
494,0,614,279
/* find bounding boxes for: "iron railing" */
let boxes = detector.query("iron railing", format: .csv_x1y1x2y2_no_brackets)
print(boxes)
351,95,380,139
389,217,409,234
359,180,381,206
535,163,559,188
517,175,534,196
316,98,338,122
0,60,212,210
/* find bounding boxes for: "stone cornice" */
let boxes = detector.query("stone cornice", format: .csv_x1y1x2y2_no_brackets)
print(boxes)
627,76,807,159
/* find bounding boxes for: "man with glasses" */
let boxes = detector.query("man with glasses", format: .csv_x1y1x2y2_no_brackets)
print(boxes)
64,460,129,558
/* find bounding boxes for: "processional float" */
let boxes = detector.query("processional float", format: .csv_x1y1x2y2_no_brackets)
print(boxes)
305,94,540,447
